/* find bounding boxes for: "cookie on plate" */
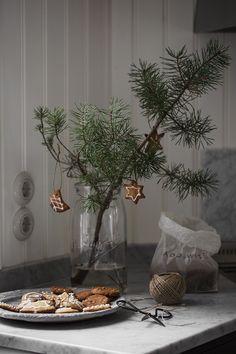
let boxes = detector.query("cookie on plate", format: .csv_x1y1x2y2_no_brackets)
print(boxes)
55,307,79,314
0,302,19,312
82,294,109,307
50,286,73,295
19,300,55,313
74,289,92,301
17,300,32,311
21,292,43,302
91,286,120,299
83,304,111,312
59,292,83,311
42,291,58,303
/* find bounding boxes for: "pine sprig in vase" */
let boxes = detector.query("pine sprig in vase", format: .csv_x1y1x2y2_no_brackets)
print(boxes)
34,39,230,288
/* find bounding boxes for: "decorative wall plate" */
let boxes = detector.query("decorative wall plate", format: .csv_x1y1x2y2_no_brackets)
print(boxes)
0,288,121,323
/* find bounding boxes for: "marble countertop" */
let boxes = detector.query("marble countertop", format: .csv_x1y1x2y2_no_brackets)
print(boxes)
0,271,236,354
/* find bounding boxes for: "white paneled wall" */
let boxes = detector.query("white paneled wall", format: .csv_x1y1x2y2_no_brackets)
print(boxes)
0,0,235,267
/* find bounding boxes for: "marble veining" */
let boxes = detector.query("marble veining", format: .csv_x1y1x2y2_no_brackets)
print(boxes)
202,148,236,241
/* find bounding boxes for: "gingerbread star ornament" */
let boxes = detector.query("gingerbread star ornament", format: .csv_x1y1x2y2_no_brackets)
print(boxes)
124,180,145,204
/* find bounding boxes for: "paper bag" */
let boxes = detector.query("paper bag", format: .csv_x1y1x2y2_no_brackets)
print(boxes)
150,212,221,292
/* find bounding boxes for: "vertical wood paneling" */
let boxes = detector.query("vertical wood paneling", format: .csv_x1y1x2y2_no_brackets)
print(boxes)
0,2,3,269
20,0,26,170
42,0,49,259
1,0,25,266
161,0,169,214
131,0,164,244
191,6,201,218
24,0,45,261
21,0,27,263
164,0,195,217
68,0,86,104
227,33,236,148
67,0,87,253
110,0,133,242
0,0,236,264
198,34,225,149
63,0,70,254
46,0,69,257
222,34,230,148
110,0,133,100
19,0,27,262
87,0,110,106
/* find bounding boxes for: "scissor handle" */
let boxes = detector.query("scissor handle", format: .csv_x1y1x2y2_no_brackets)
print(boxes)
155,307,173,319
116,300,139,313
116,300,171,327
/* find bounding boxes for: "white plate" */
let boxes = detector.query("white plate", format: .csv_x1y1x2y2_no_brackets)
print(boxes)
0,288,121,323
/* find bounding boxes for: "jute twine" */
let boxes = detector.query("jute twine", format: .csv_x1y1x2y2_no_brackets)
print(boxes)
149,272,186,305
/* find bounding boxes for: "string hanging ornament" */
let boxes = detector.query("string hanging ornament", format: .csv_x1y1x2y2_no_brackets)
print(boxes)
49,147,70,213
123,130,164,205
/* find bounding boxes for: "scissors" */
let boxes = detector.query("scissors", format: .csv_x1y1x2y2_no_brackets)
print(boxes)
116,299,173,327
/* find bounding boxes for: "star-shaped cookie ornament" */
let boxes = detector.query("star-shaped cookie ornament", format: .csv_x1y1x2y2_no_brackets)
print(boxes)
124,180,145,204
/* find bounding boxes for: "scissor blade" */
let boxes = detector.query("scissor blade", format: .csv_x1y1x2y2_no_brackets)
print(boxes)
151,316,166,327
141,314,166,327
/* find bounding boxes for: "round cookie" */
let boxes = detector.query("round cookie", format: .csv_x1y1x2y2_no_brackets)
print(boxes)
82,294,109,307
91,287,120,299
50,286,73,295
75,289,92,301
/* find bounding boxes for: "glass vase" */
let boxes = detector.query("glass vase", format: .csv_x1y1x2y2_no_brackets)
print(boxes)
70,184,127,293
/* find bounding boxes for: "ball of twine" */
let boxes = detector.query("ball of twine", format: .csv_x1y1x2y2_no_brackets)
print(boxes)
149,272,186,305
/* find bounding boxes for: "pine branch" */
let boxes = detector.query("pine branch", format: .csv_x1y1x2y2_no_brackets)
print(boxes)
163,40,230,100
129,60,168,122
164,109,216,149
34,106,60,162
34,40,231,287
34,106,88,179
129,39,230,128
158,164,218,201
129,39,230,200
35,40,230,206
